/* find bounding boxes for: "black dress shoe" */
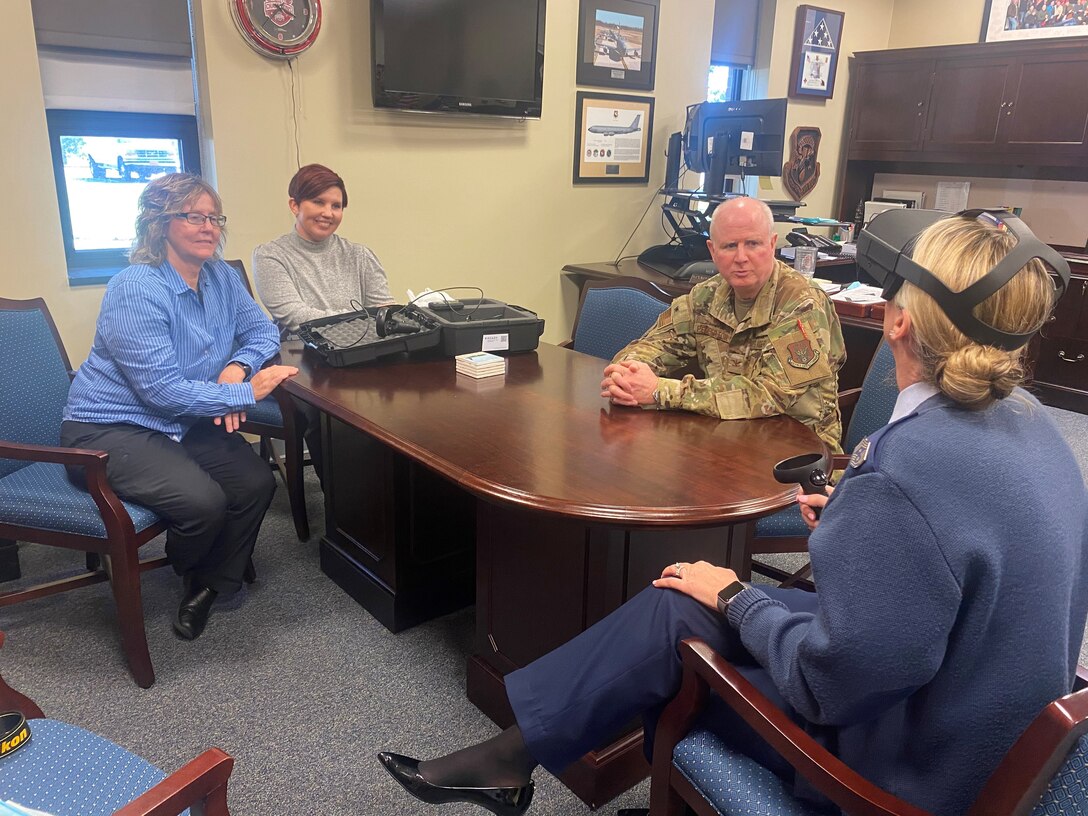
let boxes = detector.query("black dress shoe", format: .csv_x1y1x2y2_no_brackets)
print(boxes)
242,557,256,584
377,752,534,816
173,585,218,640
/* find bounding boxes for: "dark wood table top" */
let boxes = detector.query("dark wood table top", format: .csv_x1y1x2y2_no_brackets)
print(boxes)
280,342,826,527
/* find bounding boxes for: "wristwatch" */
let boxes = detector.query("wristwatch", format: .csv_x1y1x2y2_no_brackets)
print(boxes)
231,360,253,379
716,580,747,615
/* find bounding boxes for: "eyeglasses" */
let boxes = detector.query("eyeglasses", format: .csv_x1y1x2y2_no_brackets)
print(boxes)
171,212,228,227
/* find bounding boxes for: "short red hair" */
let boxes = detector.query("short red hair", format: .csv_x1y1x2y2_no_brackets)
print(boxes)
288,164,348,208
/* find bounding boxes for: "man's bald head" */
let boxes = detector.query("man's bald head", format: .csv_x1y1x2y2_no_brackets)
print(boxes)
705,197,779,300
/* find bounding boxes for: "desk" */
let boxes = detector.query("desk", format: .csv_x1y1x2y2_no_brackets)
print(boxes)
280,342,824,806
562,255,859,299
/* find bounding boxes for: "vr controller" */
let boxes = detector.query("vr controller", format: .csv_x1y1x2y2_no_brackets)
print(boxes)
773,451,829,519
375,305,423,337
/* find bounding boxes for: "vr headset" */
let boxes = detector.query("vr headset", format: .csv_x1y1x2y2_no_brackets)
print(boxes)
855,208,1071,351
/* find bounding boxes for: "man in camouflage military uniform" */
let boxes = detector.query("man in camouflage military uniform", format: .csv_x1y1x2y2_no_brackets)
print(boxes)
601,196,846,451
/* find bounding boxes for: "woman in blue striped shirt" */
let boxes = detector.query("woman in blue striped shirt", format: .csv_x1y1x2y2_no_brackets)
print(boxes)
61,173,299,641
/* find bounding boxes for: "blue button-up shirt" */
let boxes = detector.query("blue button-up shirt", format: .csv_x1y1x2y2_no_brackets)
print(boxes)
64,259,281,439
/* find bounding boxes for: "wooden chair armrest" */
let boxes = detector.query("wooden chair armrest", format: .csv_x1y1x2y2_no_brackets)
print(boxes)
0,440,139,541
671,639,929,816
837,387,862,411
0,439,108,469
113,747,234,816
558,339,574,349
0,631,45,719
831,454,852,471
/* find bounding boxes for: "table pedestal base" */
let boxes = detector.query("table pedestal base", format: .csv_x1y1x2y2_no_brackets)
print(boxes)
469,500,751,808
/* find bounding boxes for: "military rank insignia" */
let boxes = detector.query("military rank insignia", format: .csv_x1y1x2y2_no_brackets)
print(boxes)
850,437,871,469
786,338,819,370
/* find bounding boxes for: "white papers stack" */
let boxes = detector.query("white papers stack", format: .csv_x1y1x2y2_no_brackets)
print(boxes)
455,351,506,379
831,283,885,305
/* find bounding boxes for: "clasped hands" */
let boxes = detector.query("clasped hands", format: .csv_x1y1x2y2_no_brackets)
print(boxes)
214,362,299,433
600,360,659,407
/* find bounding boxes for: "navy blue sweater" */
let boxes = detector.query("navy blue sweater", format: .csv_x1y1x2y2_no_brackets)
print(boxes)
729,390,1088,815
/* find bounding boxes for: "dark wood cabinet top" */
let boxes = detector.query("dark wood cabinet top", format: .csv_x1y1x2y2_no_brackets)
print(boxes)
280,342,826,527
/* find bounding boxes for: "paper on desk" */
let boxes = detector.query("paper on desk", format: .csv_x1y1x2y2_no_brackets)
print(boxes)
831,284,885,304
935,181,970,213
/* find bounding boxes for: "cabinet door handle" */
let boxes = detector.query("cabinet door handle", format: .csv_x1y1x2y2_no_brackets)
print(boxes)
1058,350,1085,363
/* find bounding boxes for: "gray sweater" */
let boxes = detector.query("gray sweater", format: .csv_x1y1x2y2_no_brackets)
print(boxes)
252,230,394,334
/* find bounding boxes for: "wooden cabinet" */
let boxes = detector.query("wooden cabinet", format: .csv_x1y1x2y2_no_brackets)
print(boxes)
847,58,934,153
1031,264,1088,413
844,37,1088,167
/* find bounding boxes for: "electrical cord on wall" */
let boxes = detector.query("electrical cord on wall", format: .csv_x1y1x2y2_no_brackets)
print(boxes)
287,58,302,170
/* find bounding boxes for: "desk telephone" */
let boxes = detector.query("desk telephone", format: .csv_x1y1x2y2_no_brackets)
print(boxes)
787,228,841,255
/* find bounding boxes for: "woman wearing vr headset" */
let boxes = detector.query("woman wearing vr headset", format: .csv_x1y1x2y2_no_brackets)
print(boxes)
377,209,1087,816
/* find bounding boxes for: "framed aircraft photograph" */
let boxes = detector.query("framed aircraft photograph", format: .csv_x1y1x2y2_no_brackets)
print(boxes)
573,92,655,184
788,5,845,101
575,0,660,91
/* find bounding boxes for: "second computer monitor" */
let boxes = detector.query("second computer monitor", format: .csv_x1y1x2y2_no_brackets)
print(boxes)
683,98,788,195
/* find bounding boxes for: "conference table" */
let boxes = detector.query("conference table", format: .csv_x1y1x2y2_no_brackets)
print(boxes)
279,340,826,806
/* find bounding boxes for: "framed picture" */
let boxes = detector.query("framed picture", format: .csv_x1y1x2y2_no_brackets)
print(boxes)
575,0,659,92
981,0,1088,42
573,92,654,184
788,5,845,101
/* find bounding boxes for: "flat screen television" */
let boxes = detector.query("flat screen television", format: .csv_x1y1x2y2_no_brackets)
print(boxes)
371,0,547,119
683,98,788,194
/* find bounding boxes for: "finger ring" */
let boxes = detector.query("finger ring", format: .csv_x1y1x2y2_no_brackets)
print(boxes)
675,562,684,577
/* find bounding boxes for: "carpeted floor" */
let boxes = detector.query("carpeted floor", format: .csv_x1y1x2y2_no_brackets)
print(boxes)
1,404,1085,815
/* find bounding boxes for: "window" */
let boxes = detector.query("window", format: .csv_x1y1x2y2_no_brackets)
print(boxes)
707,64,745,103
45,109,201,285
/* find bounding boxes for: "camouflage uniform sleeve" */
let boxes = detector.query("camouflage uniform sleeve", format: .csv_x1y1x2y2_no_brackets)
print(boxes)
610,293,699,375
653,285,846,452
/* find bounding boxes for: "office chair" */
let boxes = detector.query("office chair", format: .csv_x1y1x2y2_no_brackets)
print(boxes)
744,342,899,590
224,259,310,541
0,297,168,688
649,638,1088,816
570,277,674,360
0,630,234,815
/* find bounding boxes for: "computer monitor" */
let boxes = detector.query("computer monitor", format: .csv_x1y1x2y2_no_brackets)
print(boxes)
683,98,788,195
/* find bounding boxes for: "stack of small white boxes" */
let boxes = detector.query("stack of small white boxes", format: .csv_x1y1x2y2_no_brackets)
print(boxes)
455,351,506,379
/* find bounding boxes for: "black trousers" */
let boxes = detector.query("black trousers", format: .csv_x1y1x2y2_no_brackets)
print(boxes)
293,397,324,486
60,418,276,594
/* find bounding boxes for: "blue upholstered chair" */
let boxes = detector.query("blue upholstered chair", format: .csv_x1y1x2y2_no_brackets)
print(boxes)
0,297,168,688
570,277,674,360
225,259,310,541
0,630,234,815
745,341,899,590
649,638,1088,816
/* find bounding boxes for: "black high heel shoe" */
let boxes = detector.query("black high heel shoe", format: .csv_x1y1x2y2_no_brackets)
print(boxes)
377,752,534,816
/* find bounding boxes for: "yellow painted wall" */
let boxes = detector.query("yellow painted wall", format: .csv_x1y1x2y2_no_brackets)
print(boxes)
887,0,985,49
0,1,101,356
0,0,994,360
753,0,896,233
190,0,714,347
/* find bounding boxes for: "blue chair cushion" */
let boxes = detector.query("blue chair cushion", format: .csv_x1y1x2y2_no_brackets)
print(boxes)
673,725,822,816
0,719,189,816
1032,733,1088,815
0,462,160,538
243,395,284,428
754,506,809,539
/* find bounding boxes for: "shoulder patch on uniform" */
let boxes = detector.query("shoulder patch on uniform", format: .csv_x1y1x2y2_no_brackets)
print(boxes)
849,437,870,469
786,337,819,370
